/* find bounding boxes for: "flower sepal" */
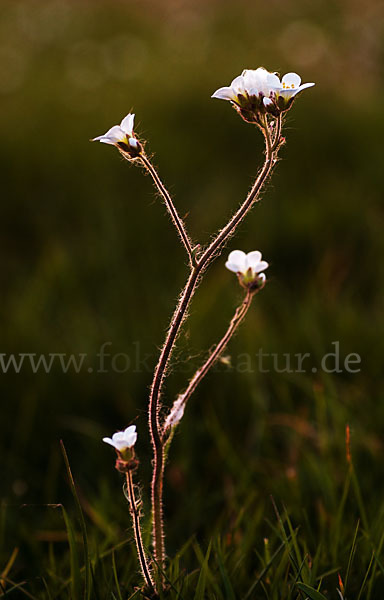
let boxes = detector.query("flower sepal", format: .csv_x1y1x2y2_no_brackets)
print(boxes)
117,137,142,159
115,452,139,473
238,269,266,292
235,104,267,127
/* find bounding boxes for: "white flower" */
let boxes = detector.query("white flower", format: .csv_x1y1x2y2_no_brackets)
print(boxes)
267,72,315,111
212,67,276,105
164,397,185,431
103,425,137,452
92,113,140,154
225,250,269,288
212,68,315,119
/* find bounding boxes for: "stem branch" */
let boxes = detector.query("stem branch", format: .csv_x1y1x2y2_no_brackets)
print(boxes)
165,288,255,433
148,119,282,570
125,468,156,594
141,153,195,266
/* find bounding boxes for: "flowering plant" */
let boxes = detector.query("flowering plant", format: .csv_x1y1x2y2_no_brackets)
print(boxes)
92,66,315,596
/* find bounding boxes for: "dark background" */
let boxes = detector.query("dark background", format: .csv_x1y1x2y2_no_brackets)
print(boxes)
0,0,383,596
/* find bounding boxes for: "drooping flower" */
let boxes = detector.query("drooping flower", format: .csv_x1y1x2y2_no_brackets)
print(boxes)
212,68,315,121
225,250,269,289
92,113,141,156
164,397,185,431
103,425,137,452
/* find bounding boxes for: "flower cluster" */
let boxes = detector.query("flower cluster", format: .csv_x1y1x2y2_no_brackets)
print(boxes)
92,113,141,157
212,67,315,123
225,250,269,290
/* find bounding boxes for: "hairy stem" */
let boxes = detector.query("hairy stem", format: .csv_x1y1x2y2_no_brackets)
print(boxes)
272,115,282,150
149,265,201,568
197,120,274,271
125,468,156,594
149,119,282,570
140,153,195,266
165,288,255,433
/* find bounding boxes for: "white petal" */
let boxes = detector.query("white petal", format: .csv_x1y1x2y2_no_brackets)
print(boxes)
102,125,126,143
102,437,115,447
92,136,116,145
114,440,129,451
242,70,259,88
242,69,266,95
278,89,297,99
211,86,236,101
227,249,247,262
226,250,247,272
225,261,242,273
123,425,137,447
280,82,315,100
120,113,135,135
263,97,273,107
165,399,185,429
298,82,315,91
111,433,130,451
124,425,136,436
253,260,269,274
243,67,268,84
125,432,137,447
245,251,262,268
282,72,301,89
266,72,281,89
128,137,138,149
230,75,246,95
258,273,266,284
255,67,269,78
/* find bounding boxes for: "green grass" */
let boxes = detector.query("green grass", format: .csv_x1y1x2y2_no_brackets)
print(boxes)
2,412,384,598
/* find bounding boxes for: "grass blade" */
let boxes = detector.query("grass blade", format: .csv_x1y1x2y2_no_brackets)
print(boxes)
194,541,212,600
296,582,327,600
215,541,236,600
61,440,91,600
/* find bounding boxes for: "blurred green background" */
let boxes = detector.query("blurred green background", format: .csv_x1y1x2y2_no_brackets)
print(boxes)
1,0,384,597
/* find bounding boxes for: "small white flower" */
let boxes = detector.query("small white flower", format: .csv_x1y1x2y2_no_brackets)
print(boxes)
267,72,315,111
92,113,140,154
225,250,269,288
212,67,276,106
103,425,137,452
164,397,185,431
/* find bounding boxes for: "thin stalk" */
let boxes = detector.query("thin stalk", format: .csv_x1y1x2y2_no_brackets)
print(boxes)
125,469,156,594
140,153,195,266
165,287,255,433
149,119,282,570
149,265,201,568
272,114,282,150
196,122,274,272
